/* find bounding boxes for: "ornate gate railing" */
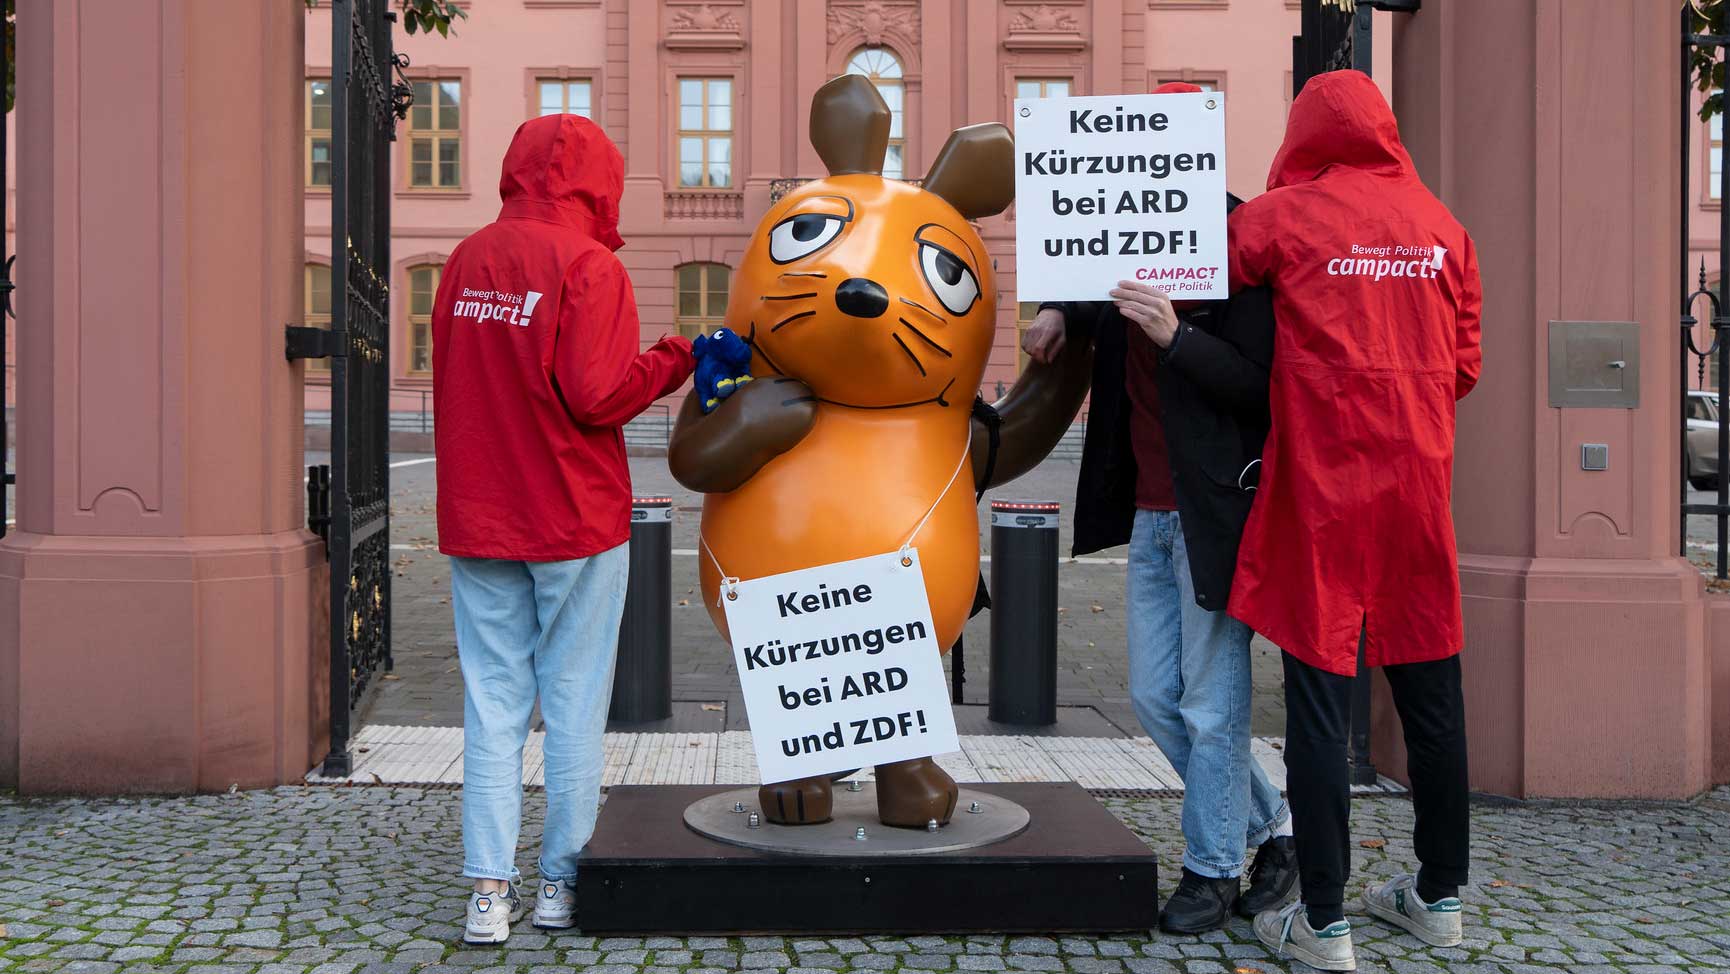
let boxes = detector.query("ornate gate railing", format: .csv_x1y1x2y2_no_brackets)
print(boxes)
1682,5,1730,580
288,0,409,776
1292,0,1423,98
3,10,15,540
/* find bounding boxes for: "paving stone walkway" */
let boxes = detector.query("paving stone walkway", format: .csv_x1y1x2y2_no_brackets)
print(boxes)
3,784,1727,974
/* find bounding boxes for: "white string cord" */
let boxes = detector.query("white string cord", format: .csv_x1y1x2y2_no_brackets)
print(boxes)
699,426,975,603
700,535,742,607
898,425,973,567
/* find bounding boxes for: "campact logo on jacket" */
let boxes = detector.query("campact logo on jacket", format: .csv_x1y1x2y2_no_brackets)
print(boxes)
449,287,542,327
1324,242,1446,282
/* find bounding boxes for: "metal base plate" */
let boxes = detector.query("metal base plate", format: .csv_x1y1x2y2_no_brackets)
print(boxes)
683,784,1029,856
578,784,1159,933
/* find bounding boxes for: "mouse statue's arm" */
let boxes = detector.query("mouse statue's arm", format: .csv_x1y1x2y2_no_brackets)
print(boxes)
668,376,818,493
968,329,1093,492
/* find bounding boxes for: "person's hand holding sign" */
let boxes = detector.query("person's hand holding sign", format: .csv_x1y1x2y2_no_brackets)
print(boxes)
1110,280,1180,348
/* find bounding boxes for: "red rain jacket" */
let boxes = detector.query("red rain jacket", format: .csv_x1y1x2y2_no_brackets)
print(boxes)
433,114,694,561
1225,71,1482,676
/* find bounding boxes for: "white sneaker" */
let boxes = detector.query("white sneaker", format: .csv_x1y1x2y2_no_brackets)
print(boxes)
1254,900,1356,971
1362,873,1464,947
532,878,576,930
463,884,525,945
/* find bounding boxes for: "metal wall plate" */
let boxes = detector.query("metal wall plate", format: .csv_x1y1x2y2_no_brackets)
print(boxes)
1581,443,1610,471
1548,321,1640,408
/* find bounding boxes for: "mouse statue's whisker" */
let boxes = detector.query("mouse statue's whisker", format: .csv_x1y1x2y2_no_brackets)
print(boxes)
897,317,954,358
891,333,928,377
898,296,948,326
769,309,818,332
760,291,819,302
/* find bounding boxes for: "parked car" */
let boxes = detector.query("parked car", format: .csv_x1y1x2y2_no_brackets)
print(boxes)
1688,390,1720,491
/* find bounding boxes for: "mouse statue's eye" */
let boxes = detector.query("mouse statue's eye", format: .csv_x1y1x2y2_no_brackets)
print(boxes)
919,243,980,315
769,213,846,264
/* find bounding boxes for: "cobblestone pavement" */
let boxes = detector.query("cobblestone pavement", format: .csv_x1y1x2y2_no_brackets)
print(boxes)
370,454,1286,738
3,785,1728,973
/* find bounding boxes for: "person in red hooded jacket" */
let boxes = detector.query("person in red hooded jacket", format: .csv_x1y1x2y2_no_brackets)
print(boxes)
432,114,694,944
1225,72,1482,971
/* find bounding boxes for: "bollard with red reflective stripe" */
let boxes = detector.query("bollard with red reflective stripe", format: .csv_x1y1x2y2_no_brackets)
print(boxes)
988,500,1061,726
611,496,673,723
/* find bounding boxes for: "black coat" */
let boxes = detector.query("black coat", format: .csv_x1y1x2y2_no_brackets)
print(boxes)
1049,284,1276,612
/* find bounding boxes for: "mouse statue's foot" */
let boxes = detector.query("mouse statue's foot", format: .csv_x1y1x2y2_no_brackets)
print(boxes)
874,757,959,828
758,775,834,825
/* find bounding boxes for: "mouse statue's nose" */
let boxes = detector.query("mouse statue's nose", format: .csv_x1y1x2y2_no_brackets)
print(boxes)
835,277,890,319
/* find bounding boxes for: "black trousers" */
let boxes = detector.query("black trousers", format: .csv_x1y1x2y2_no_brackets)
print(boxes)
1282,649,1471,913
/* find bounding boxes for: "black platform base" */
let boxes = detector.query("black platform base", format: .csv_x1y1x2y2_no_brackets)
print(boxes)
576,782,1159,934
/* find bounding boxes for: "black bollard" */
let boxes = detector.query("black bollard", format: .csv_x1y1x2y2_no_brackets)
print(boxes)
988,500,1060,726
611,496,673,723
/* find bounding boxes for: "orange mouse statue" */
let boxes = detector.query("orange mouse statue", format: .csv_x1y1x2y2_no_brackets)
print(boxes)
670,75,1090,829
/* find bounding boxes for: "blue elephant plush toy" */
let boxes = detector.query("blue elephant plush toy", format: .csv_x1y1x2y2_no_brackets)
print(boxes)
691,327,754,413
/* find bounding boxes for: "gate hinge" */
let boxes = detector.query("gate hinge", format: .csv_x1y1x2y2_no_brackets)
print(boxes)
286,325,341,361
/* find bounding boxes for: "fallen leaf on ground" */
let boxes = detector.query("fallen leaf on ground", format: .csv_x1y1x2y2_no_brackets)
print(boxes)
678,599,690,606
1090,603,1104,613
701,703,724,712
1636,917,1655,924
47,899,64,907
382,674,401,681
1488,879,1509,887
1358,838,1386,849
0,923,8,937
1236,967,1264,974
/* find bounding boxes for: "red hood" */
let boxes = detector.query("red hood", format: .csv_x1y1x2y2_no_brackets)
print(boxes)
498,114,626,251
1266,70,1414,191
1152,81,1204,95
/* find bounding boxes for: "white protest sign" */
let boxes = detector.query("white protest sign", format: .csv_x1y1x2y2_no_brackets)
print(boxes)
1014,91,1228,301
722,550,961,784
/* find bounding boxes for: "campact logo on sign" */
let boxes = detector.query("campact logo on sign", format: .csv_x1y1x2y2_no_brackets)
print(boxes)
1325,243,1446,282
450,287,540,327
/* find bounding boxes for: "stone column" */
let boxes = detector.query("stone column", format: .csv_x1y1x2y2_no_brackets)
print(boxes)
0,0,326,793
1381,0,1710,798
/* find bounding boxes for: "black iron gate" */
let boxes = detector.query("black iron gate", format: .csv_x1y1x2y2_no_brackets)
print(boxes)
2,9,15,541
1683,4,1730,579
288,0,410,776
1292,0,1422,97
1291,0,1421,787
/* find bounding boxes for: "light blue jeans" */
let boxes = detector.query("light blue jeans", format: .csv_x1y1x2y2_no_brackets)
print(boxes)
452,544,628,883
1127,509,1289,879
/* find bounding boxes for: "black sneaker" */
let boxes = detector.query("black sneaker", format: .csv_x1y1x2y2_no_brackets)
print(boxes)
1239,836,1299,918
1160,867,1241,935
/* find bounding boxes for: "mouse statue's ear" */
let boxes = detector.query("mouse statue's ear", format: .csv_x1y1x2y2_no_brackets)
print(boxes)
922,123,1015,219
810,74,891,176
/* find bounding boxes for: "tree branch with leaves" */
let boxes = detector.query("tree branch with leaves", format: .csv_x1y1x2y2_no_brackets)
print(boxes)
304,0,469,39
1691,0,1727,121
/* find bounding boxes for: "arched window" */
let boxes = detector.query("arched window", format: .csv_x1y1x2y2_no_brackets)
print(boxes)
675,263,731,340
847,47,905,179
304,263,332,372
407,263,443,376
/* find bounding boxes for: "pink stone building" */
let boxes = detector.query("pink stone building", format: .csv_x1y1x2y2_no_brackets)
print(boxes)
7,0,1722,802
298,0,1393,424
